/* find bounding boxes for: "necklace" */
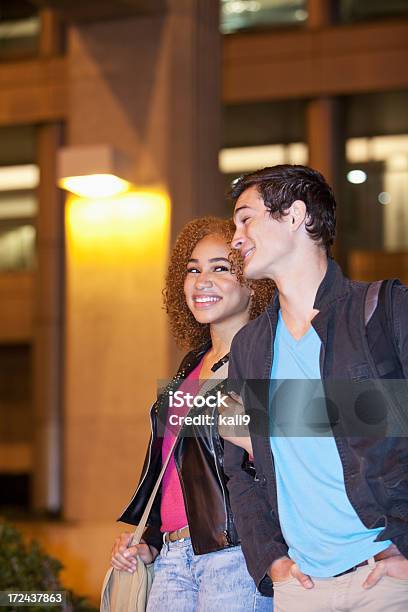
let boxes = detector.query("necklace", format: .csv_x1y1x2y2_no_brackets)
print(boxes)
211,353,230,372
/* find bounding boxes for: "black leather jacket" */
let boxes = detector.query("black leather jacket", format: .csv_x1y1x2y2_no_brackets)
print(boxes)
118,343,244,554
224,259,408,596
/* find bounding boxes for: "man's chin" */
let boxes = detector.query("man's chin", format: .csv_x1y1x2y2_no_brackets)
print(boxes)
243,264,264,280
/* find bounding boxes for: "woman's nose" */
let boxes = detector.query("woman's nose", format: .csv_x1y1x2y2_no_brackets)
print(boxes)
195,273,213,289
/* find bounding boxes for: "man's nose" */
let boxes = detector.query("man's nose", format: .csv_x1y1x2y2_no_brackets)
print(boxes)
231,229,244,250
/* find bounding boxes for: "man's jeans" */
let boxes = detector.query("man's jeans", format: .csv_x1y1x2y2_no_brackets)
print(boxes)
273,558,408,612
146,538,273,612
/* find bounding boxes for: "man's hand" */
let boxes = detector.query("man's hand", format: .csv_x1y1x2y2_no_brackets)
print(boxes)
268,556,314,589
111,532,158,572
363,552,408,589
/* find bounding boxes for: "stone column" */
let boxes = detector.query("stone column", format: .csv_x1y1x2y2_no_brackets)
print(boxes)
307,97,343,189
32,8,64,512
306,0,345,265
64,0,222,521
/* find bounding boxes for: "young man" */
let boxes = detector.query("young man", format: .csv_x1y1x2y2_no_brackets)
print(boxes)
224,164,408,611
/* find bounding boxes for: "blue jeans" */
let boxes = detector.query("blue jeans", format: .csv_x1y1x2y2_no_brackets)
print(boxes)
146,538,273,612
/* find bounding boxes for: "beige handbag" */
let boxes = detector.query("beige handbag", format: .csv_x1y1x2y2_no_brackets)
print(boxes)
100,364,228,611
100,432,179,612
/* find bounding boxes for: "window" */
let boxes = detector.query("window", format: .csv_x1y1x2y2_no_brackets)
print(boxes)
221,0,307,34
0,125,37,514
343,92,408,254
340,0,408,23
0,344,32,514
221,100,307,203
346,136,408,252
0,126,37,271
0,0,40,60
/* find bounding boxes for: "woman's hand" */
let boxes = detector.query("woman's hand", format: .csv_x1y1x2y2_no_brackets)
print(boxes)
111,532,159,572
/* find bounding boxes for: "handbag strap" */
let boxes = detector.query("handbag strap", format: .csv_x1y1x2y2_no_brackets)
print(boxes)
131,431,178,545
131,360,229,546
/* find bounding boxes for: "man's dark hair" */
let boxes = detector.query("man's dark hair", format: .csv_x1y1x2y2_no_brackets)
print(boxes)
230,164,336,254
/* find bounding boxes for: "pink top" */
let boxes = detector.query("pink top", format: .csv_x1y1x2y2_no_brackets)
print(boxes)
160,360,203,532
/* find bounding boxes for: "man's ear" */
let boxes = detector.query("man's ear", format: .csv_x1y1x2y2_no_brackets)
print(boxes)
289,199,307,231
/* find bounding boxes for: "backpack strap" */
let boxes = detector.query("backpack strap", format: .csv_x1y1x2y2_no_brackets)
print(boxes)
365,279,403,378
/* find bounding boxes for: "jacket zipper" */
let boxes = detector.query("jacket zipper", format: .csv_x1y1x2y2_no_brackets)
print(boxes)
131,368,187,504
119,358,201,519
172,397,230,547
209,402,229,536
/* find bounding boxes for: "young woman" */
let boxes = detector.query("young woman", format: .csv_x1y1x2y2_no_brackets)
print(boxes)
111,217,274,611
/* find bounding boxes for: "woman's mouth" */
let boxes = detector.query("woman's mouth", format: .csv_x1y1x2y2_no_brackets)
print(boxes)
192,295,222,309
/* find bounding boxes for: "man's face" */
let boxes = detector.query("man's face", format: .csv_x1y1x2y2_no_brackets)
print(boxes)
232,185,293,280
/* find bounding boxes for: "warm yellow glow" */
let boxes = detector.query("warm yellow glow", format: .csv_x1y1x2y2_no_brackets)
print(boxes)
64,187,172,538
66,189,170,262
65,189,171,392
59,174,131,198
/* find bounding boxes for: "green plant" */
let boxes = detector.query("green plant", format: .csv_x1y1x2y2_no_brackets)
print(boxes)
0,520,97,612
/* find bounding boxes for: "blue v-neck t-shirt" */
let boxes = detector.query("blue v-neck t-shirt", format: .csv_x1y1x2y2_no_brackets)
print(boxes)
269,311,391,577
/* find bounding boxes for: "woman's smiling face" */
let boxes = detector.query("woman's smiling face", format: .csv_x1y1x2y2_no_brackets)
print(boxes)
183,234,251,326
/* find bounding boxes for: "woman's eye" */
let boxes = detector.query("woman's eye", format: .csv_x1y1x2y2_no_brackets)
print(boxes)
214,265,229,272
242,217,250,224
186,267,200,274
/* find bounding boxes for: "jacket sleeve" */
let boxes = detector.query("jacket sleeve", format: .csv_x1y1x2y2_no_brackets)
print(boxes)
391,283,408,559
224,336,288,596
224,441,288,596
142,524,163,553
393,283,408,378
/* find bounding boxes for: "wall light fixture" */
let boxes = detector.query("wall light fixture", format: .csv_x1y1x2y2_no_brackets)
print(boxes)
57,145,133,198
